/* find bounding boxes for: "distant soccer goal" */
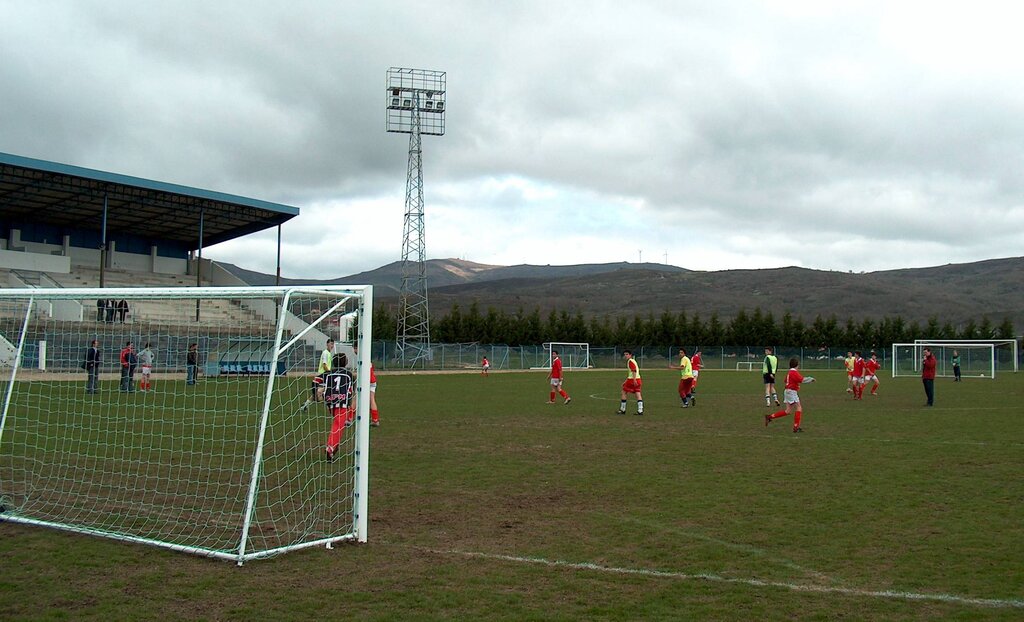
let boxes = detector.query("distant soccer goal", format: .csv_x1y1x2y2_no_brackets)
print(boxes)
542,342,591,370
892,342,995,379
0,285,373,564
913,339,1018,373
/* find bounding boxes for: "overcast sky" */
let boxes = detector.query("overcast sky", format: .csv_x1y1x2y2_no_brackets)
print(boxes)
2,1,1022,278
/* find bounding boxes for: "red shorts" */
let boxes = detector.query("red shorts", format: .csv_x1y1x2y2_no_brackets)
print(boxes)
678,377,695,395
622,378,643,394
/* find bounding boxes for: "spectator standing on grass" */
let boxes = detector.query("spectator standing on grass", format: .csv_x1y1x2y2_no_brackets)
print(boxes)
481,356,490,377
952,349,962,382
117,298,129,323
186,343,199,385
616,350,644,416
85,339,101,394
105,298,116,323
922,347,937,406
765,357,815,433
546,349,571,405
119,341,136,392
138,342,155,392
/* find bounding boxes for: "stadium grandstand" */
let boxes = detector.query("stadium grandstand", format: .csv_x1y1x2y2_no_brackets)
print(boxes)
0,150,336,376
0,150,297,286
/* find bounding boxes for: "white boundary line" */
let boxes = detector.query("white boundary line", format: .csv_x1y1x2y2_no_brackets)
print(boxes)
415,547,1024,610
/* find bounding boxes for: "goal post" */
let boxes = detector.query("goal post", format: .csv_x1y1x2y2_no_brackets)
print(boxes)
0,285,373,564
892,342,995,379
543,342,591,370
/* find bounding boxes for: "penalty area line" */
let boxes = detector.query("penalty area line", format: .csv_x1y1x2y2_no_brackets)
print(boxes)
415,547,1024,610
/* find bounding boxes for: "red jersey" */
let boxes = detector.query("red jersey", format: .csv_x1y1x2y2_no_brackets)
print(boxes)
865,359,881,375
691,353,702,371
369,363,377,384
550,356,563,379
784,368,805,391
852,357,866,376
922,355,937,379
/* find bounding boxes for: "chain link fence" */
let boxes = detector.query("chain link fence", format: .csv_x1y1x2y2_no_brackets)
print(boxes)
369,342,898,372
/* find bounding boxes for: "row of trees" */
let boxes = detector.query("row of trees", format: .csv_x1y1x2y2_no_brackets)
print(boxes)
372,302,1017,349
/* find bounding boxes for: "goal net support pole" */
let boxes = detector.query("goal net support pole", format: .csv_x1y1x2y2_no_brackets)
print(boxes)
0,285,372,564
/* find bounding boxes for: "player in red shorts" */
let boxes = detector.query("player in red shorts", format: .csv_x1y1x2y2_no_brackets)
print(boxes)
616,350,644,415
324,353,354,462
690,349,703,403
668,347,695,408
546,349,571,405
851,351,867,400
764,357,815,433
865,352,881,396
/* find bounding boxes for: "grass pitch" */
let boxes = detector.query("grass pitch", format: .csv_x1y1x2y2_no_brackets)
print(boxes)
1,368,1022,620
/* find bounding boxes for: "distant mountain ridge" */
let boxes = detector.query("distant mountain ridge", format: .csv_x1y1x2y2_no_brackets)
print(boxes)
218,256,1024,330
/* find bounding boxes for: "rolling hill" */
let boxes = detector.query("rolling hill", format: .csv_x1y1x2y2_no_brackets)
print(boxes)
219,256,1024,330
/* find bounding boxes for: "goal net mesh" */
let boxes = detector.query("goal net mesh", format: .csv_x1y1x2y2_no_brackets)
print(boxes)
891,342,995,379
544,342,591,370
0,286,372,563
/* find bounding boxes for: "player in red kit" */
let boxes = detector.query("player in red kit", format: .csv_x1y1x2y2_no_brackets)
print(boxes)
764,357,815,433
865,352,881,396
851,351,867,399
546,350,571,405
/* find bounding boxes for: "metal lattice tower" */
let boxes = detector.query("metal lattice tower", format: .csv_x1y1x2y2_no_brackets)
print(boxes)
386,68,446,367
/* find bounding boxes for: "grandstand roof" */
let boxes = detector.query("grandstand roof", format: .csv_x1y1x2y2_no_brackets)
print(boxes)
0,151,299,248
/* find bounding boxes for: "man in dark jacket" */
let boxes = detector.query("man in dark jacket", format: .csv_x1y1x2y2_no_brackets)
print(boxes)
85,340,101,394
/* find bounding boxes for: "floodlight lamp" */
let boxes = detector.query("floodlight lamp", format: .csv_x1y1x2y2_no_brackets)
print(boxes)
402,99,412,108
435,102,444,112
391,97,400,107
391,88,400,96
423,101,434,110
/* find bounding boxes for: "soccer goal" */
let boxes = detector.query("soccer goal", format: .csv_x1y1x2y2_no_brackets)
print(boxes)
892,342,995,379
543,342,591,370
914,339,1018,373
0,285,372,564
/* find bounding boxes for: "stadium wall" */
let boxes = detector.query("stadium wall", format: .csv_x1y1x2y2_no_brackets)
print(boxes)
3,229,188,275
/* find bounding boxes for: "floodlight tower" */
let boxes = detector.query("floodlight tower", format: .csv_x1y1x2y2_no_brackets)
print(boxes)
386,67,446,367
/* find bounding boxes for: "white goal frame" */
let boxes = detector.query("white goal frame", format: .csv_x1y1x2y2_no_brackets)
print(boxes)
0,285,373,564
542,342,591,370
913,339,1018,373
892,342,995,379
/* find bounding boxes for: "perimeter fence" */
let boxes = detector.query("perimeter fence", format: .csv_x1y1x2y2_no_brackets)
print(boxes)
368,343,958,372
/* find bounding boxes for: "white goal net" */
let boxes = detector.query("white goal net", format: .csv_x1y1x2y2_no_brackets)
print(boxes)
891,342,995,379
0,285,373,564
543,342,591,370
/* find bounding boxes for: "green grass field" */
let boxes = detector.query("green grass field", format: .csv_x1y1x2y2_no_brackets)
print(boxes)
1,368,1023,620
